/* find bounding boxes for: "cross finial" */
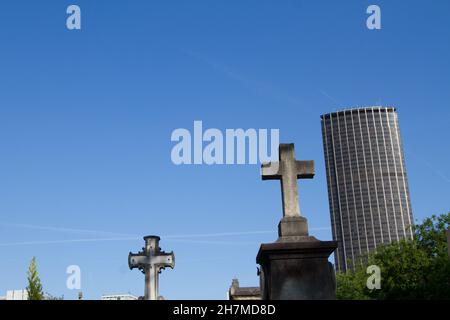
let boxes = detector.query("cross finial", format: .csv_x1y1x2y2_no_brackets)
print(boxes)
261,143,314,217
129,236,175,300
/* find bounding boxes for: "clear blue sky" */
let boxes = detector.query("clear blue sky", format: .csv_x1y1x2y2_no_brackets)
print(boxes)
0,0,449,299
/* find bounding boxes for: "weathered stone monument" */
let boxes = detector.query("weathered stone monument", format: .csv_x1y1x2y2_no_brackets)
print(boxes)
256,143,337,300
128,235,175,300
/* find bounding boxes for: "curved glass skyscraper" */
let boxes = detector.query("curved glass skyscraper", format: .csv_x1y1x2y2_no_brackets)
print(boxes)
321,107,414,272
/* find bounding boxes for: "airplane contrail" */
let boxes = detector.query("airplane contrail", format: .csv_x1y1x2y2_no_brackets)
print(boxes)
0,223,330,247
180,48,314,112
165,227,330,239
0,222,136,237
0,237,258,247
0,237,141,247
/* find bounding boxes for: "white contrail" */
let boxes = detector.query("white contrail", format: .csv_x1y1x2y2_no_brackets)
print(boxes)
0,237,258,247
166,239,259,246
0,225,331,247
164,230,274,239
319,90,341,109
0,237,141,247
0,222,136,237
165,227,330,239
180,48,315,112
0,222,330,239
416,157,450,184
0,237,257,247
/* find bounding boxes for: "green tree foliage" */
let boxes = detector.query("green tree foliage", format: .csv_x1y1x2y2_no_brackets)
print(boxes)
26,257,44,300
336,265,371,300
336,212,450,299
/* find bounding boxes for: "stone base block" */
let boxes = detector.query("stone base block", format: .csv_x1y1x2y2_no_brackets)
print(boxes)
256,240,337,300
278,216,308,236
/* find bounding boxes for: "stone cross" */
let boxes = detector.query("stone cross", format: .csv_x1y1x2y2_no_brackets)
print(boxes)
261,143,314,217
128,236,175,300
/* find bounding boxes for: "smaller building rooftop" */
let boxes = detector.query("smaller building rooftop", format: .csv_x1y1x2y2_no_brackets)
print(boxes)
228,279,261,300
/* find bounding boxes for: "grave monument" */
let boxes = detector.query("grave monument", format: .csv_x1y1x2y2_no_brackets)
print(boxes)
256,143,337,300
128,235,175,300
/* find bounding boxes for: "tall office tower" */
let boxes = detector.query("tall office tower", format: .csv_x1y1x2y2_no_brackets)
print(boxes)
320,107,414,272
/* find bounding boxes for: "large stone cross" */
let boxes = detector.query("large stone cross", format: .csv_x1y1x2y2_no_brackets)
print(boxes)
261,143,314,218
129,236,175,300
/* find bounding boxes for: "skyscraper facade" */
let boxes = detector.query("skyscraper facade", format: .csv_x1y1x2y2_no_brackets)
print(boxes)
321,107,414,272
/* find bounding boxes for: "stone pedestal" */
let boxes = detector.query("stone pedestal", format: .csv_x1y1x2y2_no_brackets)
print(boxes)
256,217,337,300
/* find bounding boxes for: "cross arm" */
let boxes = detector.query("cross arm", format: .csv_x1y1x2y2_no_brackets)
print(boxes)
128,251,147,270
153,251,175,269
296,160,314,178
